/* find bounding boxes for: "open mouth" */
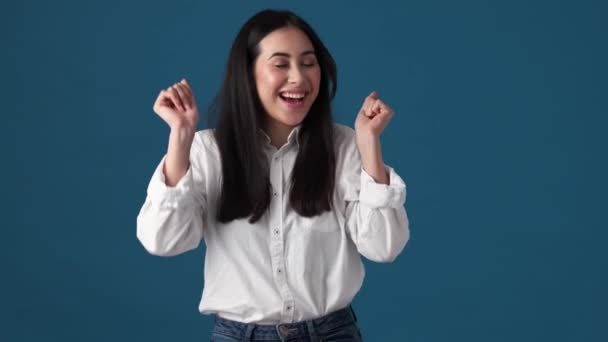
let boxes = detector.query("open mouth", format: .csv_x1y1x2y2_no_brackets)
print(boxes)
279,91,307,105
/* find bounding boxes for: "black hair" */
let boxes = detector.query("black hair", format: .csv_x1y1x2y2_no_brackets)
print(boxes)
208,9,337,223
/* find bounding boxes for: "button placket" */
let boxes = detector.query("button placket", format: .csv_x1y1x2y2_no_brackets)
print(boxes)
268,151,296,322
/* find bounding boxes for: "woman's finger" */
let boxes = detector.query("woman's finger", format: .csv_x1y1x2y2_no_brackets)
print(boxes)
179,79,197,109
373,99,388,115
153,90,166,111
180,79,194,99
171,84,188,110
372,101,394,129
166,85,186,112
173,83,191,109
371,99,383,115
360,91,378,117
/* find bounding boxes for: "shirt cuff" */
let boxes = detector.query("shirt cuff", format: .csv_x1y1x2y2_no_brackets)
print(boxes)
146,155,195,209
359,165,406,208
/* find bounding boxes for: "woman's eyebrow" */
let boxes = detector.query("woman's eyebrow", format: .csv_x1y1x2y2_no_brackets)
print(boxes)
268,50,315,60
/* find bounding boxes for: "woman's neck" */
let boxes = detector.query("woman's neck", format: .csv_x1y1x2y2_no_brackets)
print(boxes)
264,120,296,149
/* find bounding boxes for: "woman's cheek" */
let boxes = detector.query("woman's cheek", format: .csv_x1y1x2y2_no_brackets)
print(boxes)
308,67,321,88
266,66,285,78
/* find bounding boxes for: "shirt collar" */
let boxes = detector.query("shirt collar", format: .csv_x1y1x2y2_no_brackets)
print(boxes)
258,125,302,147
287,125,302,146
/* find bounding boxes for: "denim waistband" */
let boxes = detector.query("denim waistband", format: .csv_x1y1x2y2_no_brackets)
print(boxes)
212,305,358,341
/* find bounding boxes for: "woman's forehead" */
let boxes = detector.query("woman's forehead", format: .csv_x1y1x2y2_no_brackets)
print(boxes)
258,27,315,57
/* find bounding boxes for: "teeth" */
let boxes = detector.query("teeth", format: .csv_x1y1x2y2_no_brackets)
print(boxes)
281,92,305,99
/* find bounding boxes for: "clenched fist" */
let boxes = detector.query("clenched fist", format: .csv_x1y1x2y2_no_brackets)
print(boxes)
354,91,394,184
153,79,199,130
355,91,394,141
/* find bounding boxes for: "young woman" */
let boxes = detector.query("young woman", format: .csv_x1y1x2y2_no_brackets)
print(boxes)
137,9,410,342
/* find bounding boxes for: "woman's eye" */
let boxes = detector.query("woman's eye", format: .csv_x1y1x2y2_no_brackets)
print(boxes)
274,63,316,69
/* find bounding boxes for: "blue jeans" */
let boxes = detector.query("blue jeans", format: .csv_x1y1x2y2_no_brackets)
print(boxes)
210,305,363,341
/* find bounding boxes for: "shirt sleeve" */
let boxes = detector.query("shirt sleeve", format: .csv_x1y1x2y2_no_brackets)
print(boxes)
136,132,208,256
338,126,410,263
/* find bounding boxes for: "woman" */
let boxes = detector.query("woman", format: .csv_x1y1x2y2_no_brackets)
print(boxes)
137,9,410,342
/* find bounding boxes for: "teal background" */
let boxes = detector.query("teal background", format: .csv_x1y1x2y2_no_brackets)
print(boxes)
3,0,607,341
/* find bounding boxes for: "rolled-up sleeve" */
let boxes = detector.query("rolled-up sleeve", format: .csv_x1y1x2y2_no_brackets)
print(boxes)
136,133,207,256
338,126,410,263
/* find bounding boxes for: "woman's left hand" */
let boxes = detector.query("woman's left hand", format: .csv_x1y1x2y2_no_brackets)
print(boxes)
354,91,394,184
354,91,394,141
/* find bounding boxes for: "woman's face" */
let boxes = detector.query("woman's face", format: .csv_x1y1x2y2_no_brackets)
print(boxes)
254,26,321,131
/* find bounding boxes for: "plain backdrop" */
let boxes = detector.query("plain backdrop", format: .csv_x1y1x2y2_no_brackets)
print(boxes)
2,0,607,341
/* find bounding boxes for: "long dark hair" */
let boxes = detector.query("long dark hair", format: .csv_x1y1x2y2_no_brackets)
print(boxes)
208,9,337,223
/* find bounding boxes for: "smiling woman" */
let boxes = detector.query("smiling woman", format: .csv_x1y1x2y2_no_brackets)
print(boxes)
136,8,410,342
254,29,321,138
211,10,339,224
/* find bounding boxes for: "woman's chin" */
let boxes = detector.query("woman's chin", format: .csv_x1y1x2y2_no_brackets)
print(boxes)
277,112,307,127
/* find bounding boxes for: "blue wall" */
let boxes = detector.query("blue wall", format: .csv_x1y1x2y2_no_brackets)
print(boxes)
3,0,607,340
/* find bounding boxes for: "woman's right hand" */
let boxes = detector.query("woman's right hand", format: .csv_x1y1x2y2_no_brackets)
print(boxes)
153,79,199,130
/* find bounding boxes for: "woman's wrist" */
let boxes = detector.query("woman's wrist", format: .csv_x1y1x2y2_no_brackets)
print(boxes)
357,137,389,184
164,126,195,186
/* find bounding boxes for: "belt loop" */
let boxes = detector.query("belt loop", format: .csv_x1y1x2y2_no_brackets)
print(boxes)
275,324,287,342
306,320,318,342
243,323,255,341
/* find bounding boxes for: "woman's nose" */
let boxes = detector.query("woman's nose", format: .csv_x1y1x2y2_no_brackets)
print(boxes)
287,66,305,84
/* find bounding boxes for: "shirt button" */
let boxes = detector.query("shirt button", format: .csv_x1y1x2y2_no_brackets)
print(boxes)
277,268,282,273
273,192,277,196
274,229,279,234
286,306,291,310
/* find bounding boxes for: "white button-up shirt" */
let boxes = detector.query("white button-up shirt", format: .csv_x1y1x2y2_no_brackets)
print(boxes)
136,123,409,324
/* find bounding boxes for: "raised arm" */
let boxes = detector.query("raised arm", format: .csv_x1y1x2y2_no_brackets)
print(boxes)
136,79,206,256
339,91,410,262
